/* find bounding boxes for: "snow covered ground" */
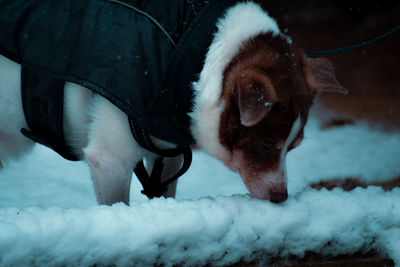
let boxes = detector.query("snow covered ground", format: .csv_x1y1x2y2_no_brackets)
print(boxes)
0,112,400,266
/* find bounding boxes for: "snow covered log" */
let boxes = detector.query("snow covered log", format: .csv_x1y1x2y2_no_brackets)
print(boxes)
0,187,400,266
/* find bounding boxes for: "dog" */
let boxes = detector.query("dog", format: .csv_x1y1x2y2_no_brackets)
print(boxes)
0,1,345,204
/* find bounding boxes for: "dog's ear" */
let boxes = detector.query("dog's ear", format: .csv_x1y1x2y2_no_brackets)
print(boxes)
236,69,277,127
303,55,348,95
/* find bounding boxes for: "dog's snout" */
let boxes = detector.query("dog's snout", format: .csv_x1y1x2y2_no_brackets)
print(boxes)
269,190,288,203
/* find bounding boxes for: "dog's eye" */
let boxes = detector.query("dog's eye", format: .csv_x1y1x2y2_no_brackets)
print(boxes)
261,143,274,153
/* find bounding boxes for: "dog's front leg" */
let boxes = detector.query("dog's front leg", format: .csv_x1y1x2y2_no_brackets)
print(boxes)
84,96,141,205
144,154,183,198
160,155,183,197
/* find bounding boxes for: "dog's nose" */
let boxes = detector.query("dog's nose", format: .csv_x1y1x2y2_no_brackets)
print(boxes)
269,190,288,203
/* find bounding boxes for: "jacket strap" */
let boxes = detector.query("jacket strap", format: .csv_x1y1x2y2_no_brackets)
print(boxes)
134,147,192,199
129,118,192,198
129,119,192,198
20,66,79,161
129,119,187,157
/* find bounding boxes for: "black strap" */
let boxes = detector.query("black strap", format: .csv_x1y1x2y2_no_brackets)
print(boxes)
305,25,399,55
129,119,186,157
134,146,192,198
20,66,79,161
130,119,193,198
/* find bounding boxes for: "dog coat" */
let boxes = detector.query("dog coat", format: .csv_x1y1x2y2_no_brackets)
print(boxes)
0,0,235,160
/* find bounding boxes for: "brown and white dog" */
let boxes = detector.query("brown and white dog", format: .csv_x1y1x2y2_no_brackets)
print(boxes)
0,2,345,204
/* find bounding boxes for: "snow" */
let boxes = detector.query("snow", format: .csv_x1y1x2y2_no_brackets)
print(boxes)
286,118,400,193
1,112,400,266
1,189,400,266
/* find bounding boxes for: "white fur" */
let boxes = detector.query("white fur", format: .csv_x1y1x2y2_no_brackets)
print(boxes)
190,2,280,162
63,82,92,156
82,95,141,204
280,115,302,177
0,55,34,161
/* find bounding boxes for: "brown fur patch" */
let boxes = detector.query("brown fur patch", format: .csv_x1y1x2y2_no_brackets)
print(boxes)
219,33,315,176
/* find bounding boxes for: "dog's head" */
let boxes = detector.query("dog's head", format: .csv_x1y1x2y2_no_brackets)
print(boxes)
216,33,345,203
